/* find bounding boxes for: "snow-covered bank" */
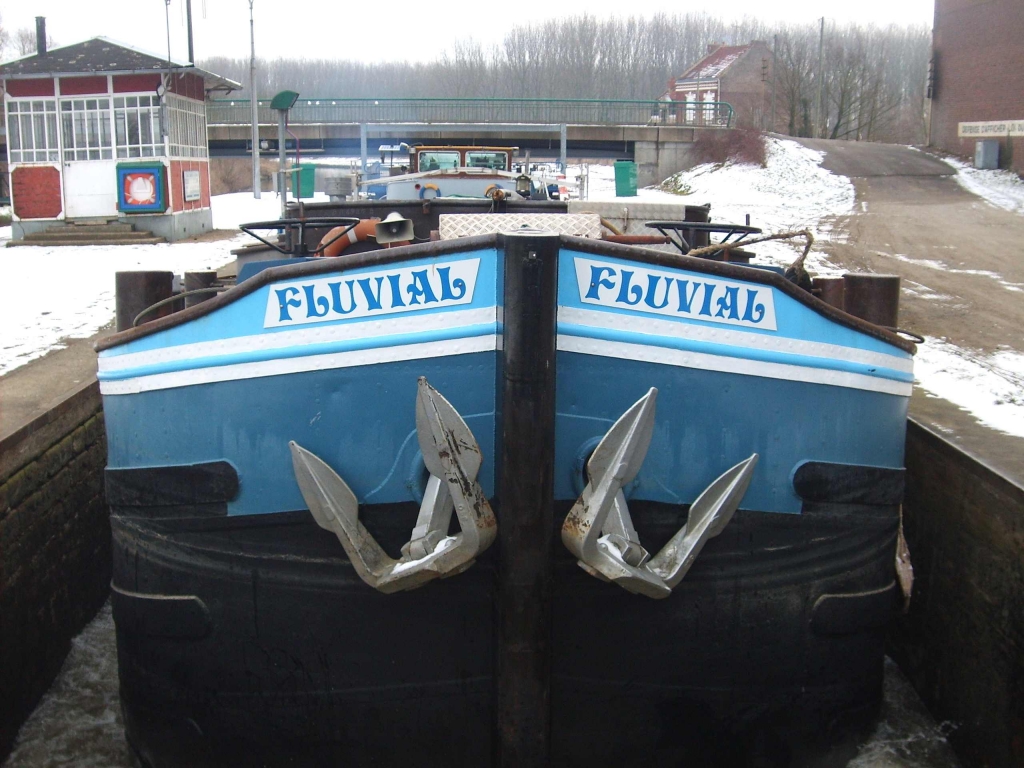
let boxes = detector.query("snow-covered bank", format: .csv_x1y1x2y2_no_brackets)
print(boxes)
581,137,856,272
0,193,275,376
944,155,1024,215
914,341,1024,438
0,238,239,376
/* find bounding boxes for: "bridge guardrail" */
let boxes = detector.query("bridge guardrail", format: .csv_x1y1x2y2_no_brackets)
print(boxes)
207,98,734,129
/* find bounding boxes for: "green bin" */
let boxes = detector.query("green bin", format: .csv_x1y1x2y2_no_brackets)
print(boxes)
291,164,316,199
614,160,638,197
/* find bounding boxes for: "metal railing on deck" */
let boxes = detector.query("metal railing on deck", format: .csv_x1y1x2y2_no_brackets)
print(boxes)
207,98,734,129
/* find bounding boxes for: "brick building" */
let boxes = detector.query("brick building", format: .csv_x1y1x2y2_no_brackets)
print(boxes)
662,42,773,129
929,0,1024,172
0,35,238,242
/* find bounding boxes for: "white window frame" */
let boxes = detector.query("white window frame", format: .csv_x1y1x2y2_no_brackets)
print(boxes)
166,94,208,159
112,94,165,159
6,98,60,164
60,96,114,161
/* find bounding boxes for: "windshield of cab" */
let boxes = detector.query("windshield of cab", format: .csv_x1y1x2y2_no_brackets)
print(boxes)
465,151,508,170
417,151,460,171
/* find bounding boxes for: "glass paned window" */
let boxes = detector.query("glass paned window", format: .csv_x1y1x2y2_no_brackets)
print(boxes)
465,151,508,170
417,151,460,171
60,98,114,161
6,99,59,162
114,94,164,159
166,94,208,159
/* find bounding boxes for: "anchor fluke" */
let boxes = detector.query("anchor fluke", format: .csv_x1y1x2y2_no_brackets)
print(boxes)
561,388,757,599
291,377,496,594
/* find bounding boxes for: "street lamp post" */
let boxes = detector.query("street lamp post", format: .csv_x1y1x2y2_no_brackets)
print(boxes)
249,1,261,199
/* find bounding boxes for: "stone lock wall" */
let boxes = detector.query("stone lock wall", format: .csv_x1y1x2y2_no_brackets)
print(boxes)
0,382,110,761
889,419,1024,768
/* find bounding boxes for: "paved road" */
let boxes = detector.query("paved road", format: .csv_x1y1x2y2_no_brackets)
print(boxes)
797,138,955,178
791,137,1024,481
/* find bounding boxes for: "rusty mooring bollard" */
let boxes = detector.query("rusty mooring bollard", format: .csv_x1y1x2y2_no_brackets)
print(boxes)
184,271,219,308
115,271,174,332
843,273,901,328
812,276,846,311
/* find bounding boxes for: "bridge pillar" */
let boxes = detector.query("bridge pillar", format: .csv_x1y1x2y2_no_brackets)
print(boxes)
634,139,698,187
360,124,368,176
559,124,567,172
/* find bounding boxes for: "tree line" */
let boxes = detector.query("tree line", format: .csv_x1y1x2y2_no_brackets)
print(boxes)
202,13,930,144
0,10,930,145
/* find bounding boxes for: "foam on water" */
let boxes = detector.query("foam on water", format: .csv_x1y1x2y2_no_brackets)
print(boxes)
4,604,961,767
3,603,132,768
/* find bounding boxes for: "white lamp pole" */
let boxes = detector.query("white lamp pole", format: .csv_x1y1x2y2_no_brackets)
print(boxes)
249,0,261,198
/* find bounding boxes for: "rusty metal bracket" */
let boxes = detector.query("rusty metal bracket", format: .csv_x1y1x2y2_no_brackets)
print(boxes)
290,377,496,593
561,388,758,599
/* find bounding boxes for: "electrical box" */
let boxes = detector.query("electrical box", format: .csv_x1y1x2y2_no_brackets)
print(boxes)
975,139,999,170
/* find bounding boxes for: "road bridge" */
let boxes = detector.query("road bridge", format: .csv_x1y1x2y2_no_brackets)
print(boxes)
205,98,734,186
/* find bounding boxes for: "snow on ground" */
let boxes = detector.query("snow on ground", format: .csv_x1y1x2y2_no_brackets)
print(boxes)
0,193,282,376
944,155,1024,215
580,137,855,273
914,340,1024,439
210,191,285,230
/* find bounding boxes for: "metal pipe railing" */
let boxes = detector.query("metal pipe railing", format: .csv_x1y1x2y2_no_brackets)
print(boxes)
206,97,734,129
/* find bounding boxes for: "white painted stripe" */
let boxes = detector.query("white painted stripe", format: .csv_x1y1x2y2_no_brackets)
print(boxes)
556,335,913,397
99,307,498,372
100,336,498,396
557,306,913,373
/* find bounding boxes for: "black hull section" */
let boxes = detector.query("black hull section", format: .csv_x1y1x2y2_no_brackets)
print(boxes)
111,498,899,768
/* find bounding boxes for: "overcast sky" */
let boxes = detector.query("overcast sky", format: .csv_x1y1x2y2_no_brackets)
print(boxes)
4,0,934,66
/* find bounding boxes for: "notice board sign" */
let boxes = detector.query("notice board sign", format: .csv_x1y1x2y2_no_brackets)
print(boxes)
183,170,202,202
958,120,1024,138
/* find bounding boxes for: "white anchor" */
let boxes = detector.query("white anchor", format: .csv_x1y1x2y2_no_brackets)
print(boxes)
290,377,497,594
561,388,758,599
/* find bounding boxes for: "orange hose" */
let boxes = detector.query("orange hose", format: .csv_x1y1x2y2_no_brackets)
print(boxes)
316,218,380,257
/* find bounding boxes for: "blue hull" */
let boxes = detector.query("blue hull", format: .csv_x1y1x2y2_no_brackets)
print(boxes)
98,234,914,766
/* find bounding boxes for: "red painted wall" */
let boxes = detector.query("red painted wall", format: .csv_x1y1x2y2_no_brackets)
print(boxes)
58,76,109,95
931,0,1024,171
12,166,62,219
113,74,161,93
169,159,212,212
6,78,55,97
168,72,204,101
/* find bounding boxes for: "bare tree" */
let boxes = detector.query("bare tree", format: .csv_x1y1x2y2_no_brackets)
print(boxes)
199,13,930,144
13,26,55,56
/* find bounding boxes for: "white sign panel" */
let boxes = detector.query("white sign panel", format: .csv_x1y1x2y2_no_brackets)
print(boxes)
264,259,480,328
958,120,1024,138
573,257,777,331
183,170,202,202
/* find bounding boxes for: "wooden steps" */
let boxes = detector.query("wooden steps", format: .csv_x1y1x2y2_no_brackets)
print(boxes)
8,220,167,247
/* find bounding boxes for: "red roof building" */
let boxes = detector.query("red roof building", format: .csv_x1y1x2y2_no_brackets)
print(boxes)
1,34,239,242
663,41,774,129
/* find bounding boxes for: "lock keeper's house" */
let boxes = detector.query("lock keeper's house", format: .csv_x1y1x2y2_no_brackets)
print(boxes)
0,36,239,243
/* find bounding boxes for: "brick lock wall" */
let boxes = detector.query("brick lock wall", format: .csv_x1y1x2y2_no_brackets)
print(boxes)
11,166,62,220
0,388,110,762
931,0,1024,171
